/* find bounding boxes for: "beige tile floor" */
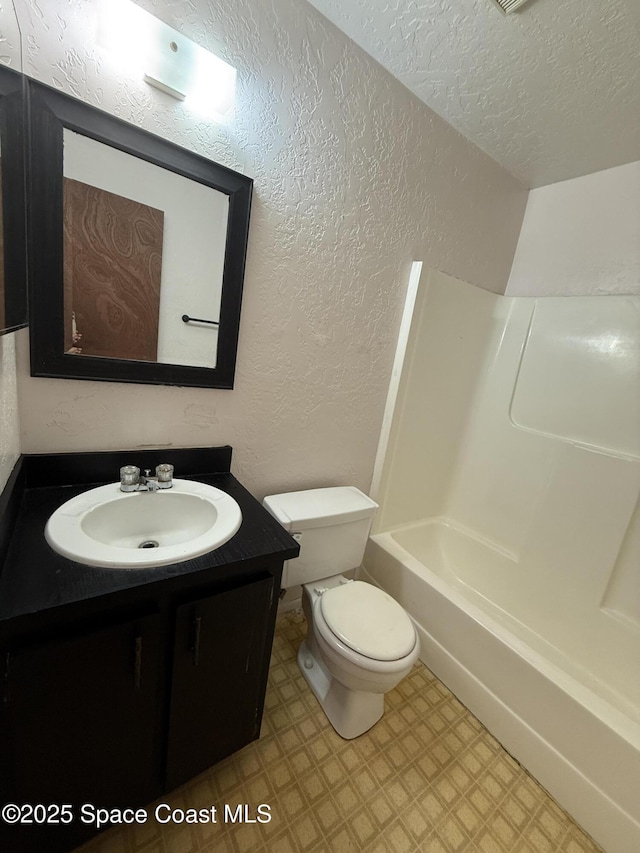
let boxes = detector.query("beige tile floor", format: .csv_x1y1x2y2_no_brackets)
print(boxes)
77,610,602,853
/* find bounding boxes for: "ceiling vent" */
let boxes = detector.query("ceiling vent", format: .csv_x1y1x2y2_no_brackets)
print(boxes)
489,0,534,12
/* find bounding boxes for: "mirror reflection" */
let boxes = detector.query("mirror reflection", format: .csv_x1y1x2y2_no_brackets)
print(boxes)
28,80,252,389
63,131,229,368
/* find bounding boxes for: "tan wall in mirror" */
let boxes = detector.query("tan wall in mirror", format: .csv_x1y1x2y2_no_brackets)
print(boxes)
13,0,528,498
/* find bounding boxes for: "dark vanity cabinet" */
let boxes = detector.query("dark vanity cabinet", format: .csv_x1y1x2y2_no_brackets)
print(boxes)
1,612,164,851
166,573,274,790
0,448,299,853
3,613,163,806
4,612,164,798
0,575,279,852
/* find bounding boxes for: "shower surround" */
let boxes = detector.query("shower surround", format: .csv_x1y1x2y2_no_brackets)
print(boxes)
365,268,640,853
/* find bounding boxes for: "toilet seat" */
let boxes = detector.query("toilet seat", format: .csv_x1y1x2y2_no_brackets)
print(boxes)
319,581,416,661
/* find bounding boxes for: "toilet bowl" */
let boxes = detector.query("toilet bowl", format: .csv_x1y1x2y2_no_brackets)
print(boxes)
263,487,420,739
299,576,419,738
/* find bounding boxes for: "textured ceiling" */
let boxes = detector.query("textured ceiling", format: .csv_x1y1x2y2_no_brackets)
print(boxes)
304,0,640,188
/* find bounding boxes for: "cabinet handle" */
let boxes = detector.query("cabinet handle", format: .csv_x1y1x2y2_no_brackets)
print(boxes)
192,616,202,667
134,635,143,689
2,652,9,706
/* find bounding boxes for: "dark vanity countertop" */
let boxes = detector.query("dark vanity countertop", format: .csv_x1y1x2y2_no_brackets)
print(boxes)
0,448,299,629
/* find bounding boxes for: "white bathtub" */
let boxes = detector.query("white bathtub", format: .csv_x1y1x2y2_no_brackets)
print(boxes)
363,518,640,853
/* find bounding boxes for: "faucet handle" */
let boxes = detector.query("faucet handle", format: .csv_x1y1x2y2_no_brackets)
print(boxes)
120,465,140,492
156,463,174,489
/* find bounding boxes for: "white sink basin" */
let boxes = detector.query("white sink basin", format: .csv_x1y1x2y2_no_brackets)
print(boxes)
45,479,242,568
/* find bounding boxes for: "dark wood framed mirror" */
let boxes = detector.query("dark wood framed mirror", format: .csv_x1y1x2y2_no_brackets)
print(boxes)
27,80,252,388
0,65,27,337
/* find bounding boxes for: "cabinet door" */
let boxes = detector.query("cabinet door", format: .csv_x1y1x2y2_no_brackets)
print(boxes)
166,574,274,791
0,613,162,853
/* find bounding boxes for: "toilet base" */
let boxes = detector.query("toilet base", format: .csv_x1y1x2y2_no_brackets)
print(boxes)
297,640,384,739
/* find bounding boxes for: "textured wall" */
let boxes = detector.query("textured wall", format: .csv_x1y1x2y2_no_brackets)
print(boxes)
0,1,20,69
507,161,640,297
14,0,527,498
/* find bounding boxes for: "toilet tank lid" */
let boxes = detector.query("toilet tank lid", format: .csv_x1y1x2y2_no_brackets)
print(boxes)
263,486,378,530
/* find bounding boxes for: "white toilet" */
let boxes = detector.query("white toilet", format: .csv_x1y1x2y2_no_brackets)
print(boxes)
263,486,420,739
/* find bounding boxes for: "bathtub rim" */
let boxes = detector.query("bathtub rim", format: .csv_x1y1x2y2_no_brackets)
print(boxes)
364,530,640,853
374,520,640,736
370,516,640,732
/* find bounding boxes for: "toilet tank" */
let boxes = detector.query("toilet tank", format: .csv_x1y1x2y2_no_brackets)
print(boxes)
263,487,378,589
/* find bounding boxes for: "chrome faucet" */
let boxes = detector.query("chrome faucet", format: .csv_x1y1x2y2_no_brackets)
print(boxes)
139,470,161,492
120,464,174,492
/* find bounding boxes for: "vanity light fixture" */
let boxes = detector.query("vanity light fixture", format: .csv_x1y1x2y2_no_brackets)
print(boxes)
98,0,236,117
